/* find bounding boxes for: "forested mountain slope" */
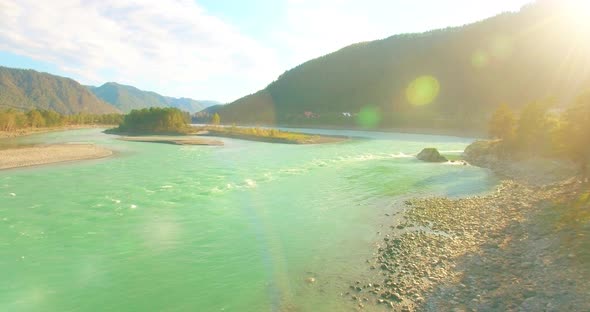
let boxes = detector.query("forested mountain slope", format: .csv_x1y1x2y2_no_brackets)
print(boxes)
0,66,119,114
89,82,217,113
217,0,590,130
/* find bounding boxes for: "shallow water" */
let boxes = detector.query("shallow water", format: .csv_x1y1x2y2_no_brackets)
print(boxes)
0,128,496,311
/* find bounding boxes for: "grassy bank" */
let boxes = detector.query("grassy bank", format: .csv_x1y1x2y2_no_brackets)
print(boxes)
194,126,348,144
119,136,223,146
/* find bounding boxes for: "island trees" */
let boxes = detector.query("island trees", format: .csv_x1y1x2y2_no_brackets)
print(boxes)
117,107,191,134
211,113,221,125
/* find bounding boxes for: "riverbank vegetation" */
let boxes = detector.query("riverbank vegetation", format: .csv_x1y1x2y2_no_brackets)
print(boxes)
360,90,590,311
0,109,123,133
483,89,590,177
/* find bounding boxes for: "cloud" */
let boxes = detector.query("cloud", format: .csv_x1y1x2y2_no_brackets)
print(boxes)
0,0,533,101
0,0,281,101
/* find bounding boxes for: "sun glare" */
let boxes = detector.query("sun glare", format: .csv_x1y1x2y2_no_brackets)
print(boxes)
564,0,590,33
406,76,440,106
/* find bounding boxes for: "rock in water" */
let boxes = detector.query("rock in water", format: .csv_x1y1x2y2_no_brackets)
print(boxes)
416,148,448,162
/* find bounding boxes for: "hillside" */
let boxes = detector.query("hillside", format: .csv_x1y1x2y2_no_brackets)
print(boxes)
0,66,119,114
166,97,220,113
89,82,219,113
216,0,590,131
192,104,226,123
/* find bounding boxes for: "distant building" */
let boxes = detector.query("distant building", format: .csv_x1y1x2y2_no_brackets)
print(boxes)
304,111,314,118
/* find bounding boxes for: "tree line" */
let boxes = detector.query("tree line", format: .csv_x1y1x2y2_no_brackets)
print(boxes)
488,89,590,175
0,109,123,132
192,111,221,125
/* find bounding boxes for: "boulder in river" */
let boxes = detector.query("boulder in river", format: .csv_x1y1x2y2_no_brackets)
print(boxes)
416,148,448,162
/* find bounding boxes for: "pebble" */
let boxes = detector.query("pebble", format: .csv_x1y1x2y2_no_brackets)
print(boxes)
347,180,590,311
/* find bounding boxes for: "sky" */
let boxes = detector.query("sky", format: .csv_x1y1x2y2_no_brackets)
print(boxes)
0,0,533,103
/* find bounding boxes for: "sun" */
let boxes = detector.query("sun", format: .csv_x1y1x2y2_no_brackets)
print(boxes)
563,0,590,31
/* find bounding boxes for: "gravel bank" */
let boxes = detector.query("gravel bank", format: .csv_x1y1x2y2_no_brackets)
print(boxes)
349,179,589,311
119,136,224,146
0,125,115,139
0,144,113,170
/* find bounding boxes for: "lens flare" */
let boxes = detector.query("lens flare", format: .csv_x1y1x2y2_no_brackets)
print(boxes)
471,50,489,68
356,106,381,128
406,76,440,106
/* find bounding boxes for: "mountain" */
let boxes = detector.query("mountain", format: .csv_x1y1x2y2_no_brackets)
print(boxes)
216,0,590,131
88,82,166,113
199,104,225,114
165,98,221,113
198,100,223,108
89,82,220,113
0,66,120,114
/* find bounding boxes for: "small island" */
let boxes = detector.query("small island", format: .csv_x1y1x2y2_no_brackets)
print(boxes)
106,107,347,145
104,107,222,146
194,125,348,144
107,107,193,135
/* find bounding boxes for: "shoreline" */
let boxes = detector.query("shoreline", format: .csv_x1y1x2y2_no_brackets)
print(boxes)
349,157,589,311
0,125,116,139
0,144,113,170
119,135,224,146
192,126,349,144
199,131,348,144
108,127,348,145
211,123,484,140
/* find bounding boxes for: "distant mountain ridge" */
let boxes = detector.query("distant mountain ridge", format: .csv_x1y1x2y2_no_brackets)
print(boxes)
215,0,590,131
0,66,119,114
0,66,221,115
88,82,221,113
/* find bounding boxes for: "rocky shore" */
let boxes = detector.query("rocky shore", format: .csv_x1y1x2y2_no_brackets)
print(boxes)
347,143,589,311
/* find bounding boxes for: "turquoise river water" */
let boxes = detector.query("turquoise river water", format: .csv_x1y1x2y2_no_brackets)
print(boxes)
0,128,497,311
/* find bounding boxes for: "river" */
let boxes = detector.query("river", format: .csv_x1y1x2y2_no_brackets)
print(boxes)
0,128,496,311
